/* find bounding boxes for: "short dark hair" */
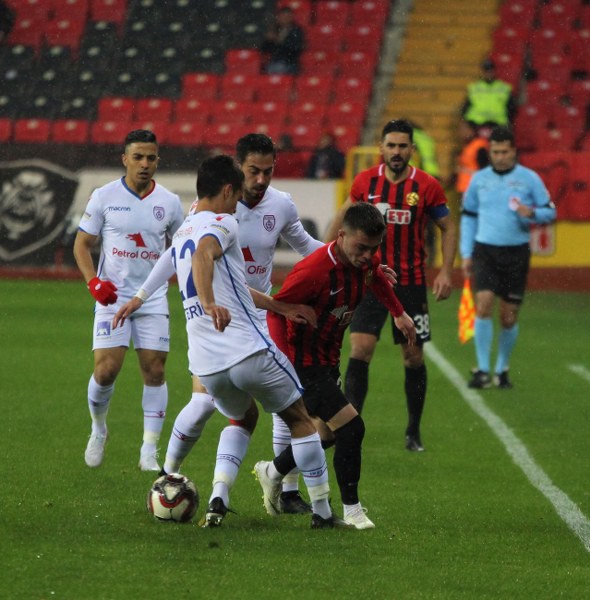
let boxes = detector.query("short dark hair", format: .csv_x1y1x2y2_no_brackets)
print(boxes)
489,125,514,146
343,202,385,238
124,129,157,152
196,154,244,199
235,133,276,163
381,119,414,142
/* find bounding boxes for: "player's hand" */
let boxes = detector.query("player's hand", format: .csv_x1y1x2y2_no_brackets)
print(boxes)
282,303,317,328
112,297,143,329
432,270,452,302
379,264,397,286
88,277,117,305
394,311,416,346
206,305,231,332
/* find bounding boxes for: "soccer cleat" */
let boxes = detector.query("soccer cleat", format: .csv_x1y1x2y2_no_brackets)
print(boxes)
405,434,425,452
494,370,513,389
139,449,160,472
311,513,354,529
468,369,492,389
343,505,375,530
252,461,281,516
280,491,312,514
85,431,108,468
199,497,233,528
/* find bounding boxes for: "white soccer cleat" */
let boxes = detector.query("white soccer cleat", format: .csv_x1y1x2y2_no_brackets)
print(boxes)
85,431,108,468
139,449,161,472
253,461,281,516
343,505,375,530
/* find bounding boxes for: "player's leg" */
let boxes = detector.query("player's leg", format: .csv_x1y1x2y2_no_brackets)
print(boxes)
134,314,171,471
400,342,427,452
345,292,388,414
85,310,129,467
162,376,216,474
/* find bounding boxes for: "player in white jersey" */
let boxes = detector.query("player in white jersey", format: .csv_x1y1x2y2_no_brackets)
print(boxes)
73,129,184,472
115,155,346,529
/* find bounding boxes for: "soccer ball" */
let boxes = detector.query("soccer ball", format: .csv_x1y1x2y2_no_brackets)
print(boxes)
147,473,199,523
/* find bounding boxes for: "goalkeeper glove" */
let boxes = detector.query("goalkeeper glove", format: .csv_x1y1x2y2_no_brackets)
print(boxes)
88,277,118,305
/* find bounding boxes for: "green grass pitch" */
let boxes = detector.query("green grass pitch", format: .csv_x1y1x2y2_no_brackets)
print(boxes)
1,279,589,599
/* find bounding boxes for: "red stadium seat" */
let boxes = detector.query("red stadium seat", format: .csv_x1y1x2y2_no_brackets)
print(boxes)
173,98,213,123
529,28,568,62
209,100,252,127
134,98,173,123
491,26,528,57
255,74,295,103
7,17,44,49
131,120,170,142
333,76,373,103
288,101,327,128
305,24,344,53
14,118,51,143
325,100,366,128
249,121,282,140
299,50,340,77
552,105,585,132
331,123,360,152
273,150,311,177
349,0,390,24
201,122,236,149
531,53,573,89
293,75,334,103
51,119,90,144
338,50,379,78
251,101,289,126
277,0,312,25
182,73,220,100
342,24,382,55
97,97,135,122
313,1,350,27
167,121,204,146
0,118,12,142
526,79,566,112
498,0,536,29
283,123,323,150
44,18,85,54
514,105,547,152
90,0,128,26
535,127,579,151
11,0,53,20
566,80,590,110
490,51,524,88
538,0,578,32
225,49,262,75
569,29,590,76
220,73,258,102
91,120,131,144
53,0,90,20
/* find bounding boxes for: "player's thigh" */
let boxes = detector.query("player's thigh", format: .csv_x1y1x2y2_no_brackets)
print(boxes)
392,285,431,345
472,242,500,295
198,371,253,421
497,244,530,305
131,313,170,352
349,291,389,339
298,366,350,424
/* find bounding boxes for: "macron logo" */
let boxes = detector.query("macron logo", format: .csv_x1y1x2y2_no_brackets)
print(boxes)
127,233,147,247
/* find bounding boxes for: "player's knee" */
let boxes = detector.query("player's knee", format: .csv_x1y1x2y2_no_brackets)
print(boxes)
334,415,365,448
229,402,259,434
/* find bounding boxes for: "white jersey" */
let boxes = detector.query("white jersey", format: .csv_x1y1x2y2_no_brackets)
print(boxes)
235,185,322,294
171,210,275,376
78,177,184,314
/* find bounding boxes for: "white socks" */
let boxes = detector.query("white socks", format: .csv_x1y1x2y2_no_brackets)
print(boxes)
87,375,113,436
272,413,300,493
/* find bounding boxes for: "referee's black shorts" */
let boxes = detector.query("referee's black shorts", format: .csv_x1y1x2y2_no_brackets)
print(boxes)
349,286,431,346
472,242,530,304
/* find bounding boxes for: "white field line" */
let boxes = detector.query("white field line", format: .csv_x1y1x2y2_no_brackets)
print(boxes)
567,364,590,385
425,342,590,554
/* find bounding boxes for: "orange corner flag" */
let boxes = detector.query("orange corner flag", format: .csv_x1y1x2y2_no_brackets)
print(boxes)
458,279,475,344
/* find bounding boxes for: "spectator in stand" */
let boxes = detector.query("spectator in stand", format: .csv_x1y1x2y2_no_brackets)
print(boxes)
0,0,15,43
407,120,441,181
261,6,305,75
461,58,517,128
454,119,490,196
306,132,345,179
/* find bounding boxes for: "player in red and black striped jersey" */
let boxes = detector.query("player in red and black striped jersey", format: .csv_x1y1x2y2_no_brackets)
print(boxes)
267,203,415,529
326,119,457,452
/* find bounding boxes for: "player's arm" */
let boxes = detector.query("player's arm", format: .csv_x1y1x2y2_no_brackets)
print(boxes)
193,235,231,332
281,203,324,256
112,247,176,329
432,212,456,301
460,180,479,280
73,229,118,305
324,197,353,241
250,288,317,328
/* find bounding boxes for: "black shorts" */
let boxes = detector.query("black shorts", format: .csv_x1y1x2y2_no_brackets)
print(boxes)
349,286,431,345
472,242,530,304
297,365,348,423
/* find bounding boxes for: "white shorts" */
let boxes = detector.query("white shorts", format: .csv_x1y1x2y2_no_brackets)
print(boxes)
200,349,303,420
92,310,170,352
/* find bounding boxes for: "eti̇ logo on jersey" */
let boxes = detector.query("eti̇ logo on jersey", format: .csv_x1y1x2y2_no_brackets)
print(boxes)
127,232,147,247
153,206,165,221
263,215,275,231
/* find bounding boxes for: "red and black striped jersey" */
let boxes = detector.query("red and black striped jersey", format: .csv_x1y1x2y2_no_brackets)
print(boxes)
350,164,449,285
268,242,403,368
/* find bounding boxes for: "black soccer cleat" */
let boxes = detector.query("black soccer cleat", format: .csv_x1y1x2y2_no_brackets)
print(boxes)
310,513,353,529
405,434,425,452
468,369,492,389
280,491,312,514
199,497,234,528
494,370,513,389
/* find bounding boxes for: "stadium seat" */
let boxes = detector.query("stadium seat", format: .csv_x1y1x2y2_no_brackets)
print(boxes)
201,122,236,149
0,93,20,119
10,0,53,21
25,94,62,119
305,23,344,53
566,80,590,111
220,73,258,102
338,50,379,78
249,121,282,141
538,0,578,32
7,17,44,49
490,51,524,89
569,29,590,76
173,98,213,123
14,118,51,143
51,119,91,144
0,118,13,142
209,100,252,127
283,123,323,150
531,53,573,89
225,49,262,75
552,105,586,132
299,50,339,77
182,72,221,100
53,0,90,20
83,20,119,50
491,26,528,57
142,71,182,98
293,75,334,104
331,123,360,152
498,0,536,30
514,105,547,152
153,46,188,77
288,101,327,128
349,0,390,24
90,0,128,26
98,97,135,122
273,150,311,178
342,24,382,56
167,121,205,146
526,79,567,112
277,0,312,26
1,44,37,71
313,1,350,27
535,127,579,151
325,100,366,128
59,95,96,120
529,28,568,62
131,120,170,142
255,74,294,103
251,101,289,126
91,119,132,144
44,18,86,55
134,98,173,123
333,76,373,103
78,43,116,73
